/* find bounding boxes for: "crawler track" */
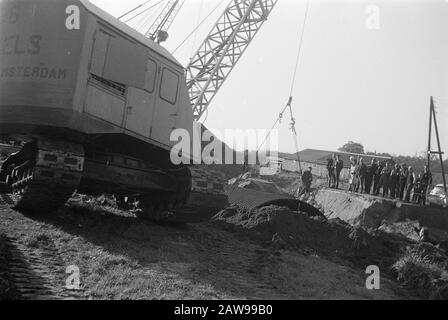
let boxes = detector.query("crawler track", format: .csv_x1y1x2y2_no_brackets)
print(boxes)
11,184,79,213
7,139,84,214
134,166,229,222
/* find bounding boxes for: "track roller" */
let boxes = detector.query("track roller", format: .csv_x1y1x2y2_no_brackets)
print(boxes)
3,139,84,213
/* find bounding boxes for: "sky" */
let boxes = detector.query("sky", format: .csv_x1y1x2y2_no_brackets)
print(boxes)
90,0,448,158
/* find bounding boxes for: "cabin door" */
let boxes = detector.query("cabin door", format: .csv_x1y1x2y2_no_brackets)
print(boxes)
150,65,179,147
124,59,158,138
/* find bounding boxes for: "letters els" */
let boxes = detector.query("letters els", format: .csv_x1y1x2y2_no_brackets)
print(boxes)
1,35,42,56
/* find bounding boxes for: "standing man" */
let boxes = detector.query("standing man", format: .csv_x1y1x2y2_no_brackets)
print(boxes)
354,158,361,192
358,158,367,193
299,167,313,196
420,166,433,205
389,164,400,198
405,166,415,203
327,155,335,188
413,174,423,204
379,162,392,197
334,154,344,189
398,164,408,200
373,161,384,195
365,159,377,194
349,157,357,192
243,149,249,172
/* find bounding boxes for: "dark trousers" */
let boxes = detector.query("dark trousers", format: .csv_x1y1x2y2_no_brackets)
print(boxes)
405,184,413,202
421,185,428,205
413,188,422,204
359,176,366,193
390,180,398,198
373,175,381,194
399,180,406,200
365,175,373,194
299,182,312,196
335,170,341,189
380,176,389,197
354,175,360,192
328,170,335,187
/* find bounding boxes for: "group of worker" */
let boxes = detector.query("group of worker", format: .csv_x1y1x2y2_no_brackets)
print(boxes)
341,156,433,205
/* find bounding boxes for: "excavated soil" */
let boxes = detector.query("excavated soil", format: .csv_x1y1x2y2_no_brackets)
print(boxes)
212,205,413,273
212,204,448,299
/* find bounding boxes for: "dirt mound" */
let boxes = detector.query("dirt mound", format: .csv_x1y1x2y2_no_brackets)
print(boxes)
213,205,448,298
213,205,411,271
379,221,448,252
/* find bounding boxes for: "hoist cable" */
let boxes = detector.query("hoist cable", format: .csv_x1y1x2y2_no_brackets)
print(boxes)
123,0,166,23
118,0,155,20
289,0,311,96
172,0,227,55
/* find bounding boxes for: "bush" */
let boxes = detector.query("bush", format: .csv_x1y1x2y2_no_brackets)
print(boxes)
393,243,448,299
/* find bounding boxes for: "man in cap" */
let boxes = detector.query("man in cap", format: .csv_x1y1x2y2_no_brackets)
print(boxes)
334,154,344,189
327,155,335,188
300,166,313,195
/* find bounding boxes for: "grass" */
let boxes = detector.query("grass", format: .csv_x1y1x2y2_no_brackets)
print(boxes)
0,233,15,300
272,252,405,300
393,243,448,299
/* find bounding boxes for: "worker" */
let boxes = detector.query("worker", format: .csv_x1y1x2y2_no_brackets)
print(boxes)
349,156,357,192
379,162,392,197
420,166,433,205
326,155,335,188
398,164,408,200
334,154,344,189
353,159,360,192
373,161,383,195
358,158,367,193
412,174,423,204
365,159,374,195
300,166,313,195
404,166,415,203
243,149,249,171
389,164,400,198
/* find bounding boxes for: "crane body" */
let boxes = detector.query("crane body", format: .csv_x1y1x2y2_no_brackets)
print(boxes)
0,0,302,221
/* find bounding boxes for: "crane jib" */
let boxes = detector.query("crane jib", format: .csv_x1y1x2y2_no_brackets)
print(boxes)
185,0,278,121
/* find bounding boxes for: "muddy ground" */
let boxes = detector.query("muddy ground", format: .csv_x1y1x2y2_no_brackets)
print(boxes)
0,195,414,300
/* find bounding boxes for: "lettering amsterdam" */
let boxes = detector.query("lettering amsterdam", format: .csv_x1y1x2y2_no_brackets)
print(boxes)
1,65,68,80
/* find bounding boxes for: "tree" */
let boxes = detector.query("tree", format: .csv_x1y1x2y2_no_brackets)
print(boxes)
338,141,365,154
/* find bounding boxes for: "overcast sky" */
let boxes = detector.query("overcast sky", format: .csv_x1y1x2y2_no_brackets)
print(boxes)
90,0,448,158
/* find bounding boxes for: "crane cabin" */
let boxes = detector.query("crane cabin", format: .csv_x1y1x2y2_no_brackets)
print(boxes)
0,0,194,152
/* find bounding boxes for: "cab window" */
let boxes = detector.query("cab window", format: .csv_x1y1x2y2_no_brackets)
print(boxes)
160,68,179,104
145,59,157,93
